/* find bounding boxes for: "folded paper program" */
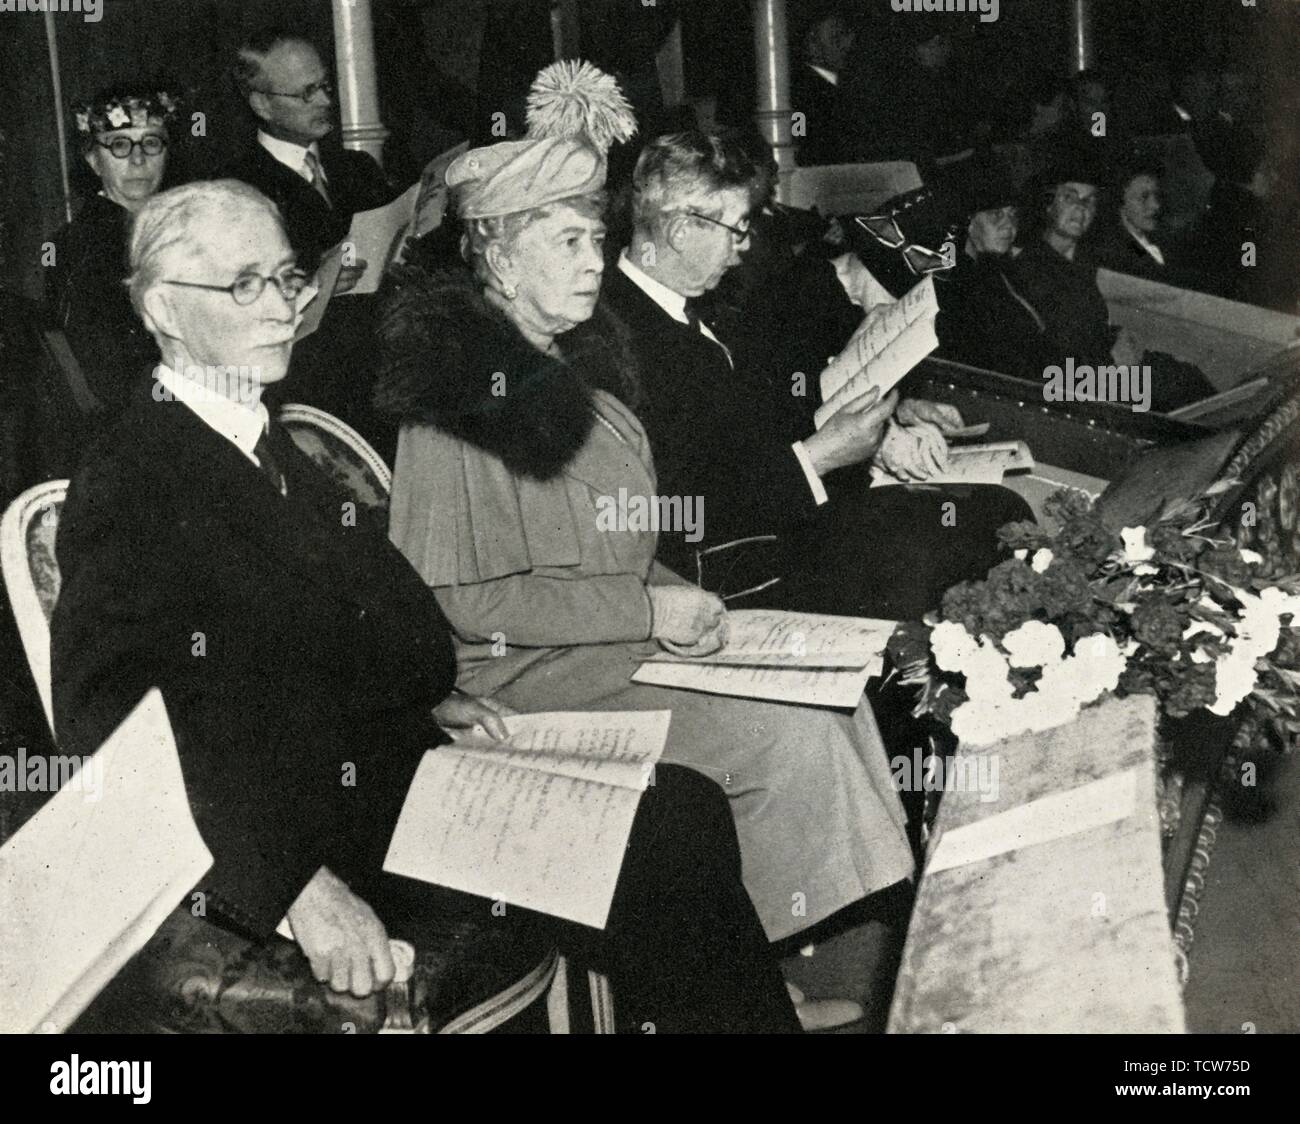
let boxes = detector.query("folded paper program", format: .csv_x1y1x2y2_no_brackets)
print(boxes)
816,276,940,429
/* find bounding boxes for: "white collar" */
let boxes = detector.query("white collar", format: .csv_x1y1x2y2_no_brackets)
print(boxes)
807,64,839,86
1121,215,1166,265
154,364,270,466
618,251,690,324
258,130,324,183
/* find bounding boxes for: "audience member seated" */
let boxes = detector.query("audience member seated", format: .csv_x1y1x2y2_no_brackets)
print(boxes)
1186,124,1299,313
375,64,910,1032
934,161,1055,379
600,129,1032,623
1015,153,1216,411
226,28,401,457
45,85,178,421
840,17,977,171
790,4,856,167
1093,158,1181,282
227,29,395,270
49,178,796,1035
1013,154,1130,370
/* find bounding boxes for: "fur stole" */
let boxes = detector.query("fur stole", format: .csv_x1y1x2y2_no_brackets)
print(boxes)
373,263,640,481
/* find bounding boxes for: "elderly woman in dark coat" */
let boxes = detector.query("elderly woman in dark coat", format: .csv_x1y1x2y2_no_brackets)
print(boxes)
46,85,179,418
376,62,913,1031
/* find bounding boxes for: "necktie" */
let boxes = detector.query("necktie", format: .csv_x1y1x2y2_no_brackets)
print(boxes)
302,149,332,207
683,300,733,368
253,424,287,497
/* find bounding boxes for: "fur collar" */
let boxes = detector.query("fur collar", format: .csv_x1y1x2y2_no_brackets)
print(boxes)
374,264,639,481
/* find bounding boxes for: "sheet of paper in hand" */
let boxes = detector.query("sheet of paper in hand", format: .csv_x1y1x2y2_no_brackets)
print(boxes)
293,240,346,342
871,440,1035,487
633,610,895,707
384,710,669,929
815,275,940,429
344,183,421,296
0,690,213,1033
344,141,471,293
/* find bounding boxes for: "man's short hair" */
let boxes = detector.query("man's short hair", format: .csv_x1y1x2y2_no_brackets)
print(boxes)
233,27,317,97
126,180,284,317
631,131,765,234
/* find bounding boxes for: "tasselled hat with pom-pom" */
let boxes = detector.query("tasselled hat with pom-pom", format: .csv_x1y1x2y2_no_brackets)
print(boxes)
447,60,637,220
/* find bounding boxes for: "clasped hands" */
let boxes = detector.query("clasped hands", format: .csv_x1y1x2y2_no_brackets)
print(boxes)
803,389,966,482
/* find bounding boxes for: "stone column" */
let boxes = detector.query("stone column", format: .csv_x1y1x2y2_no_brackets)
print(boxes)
752,0,794,203
44,8,72,223
1068,0,1096,73
332,0,389,166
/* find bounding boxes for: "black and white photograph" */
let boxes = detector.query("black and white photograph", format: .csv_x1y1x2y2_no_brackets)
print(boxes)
0,0,1296,1093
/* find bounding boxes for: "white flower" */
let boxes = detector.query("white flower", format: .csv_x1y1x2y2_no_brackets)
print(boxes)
74,110,90,132
1014,549,1028,561
930,620,979,673
1240,548,1264,565
106,104,130,128
1002,620,1065,668
1067,633,1127,701
1031,548,1054,573
1119,526,1158,574
963,642,1015,700
1184,620,1225,642
1210,652,1258,716
1189,648,1213,665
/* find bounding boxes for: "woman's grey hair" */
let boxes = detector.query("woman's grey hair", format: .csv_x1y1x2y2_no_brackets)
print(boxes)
126,179,284,316
460,191,606,291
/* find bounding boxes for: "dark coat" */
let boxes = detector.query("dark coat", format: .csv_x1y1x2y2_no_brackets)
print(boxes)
224,141,395,268
45,193,160,414
599,264,821,585
1010,240,1117,368
936,250,1057,379
1092,222,1173,282
790,65,848,167
51,382,456,938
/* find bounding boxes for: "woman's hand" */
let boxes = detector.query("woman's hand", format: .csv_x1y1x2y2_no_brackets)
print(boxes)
660,616,729,658
875,420,949,482
896,397,966,433
433,690,516,741
648,585,727,648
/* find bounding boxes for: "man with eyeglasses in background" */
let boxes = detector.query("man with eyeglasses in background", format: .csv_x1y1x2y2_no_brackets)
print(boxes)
226,27,403,460
228,28,395,279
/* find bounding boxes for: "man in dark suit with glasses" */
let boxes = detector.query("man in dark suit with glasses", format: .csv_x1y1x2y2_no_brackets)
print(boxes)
225,28,400,458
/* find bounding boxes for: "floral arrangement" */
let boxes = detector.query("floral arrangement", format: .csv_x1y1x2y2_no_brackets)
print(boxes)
889,489,1300,749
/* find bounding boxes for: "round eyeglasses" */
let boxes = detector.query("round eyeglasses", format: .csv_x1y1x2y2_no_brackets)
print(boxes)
95,135,168,159
160,268,310,307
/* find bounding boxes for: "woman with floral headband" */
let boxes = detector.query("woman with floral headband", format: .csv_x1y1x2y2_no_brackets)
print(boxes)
45,85,180,426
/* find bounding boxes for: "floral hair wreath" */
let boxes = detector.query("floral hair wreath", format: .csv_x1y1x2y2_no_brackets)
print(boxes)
73,89,181,136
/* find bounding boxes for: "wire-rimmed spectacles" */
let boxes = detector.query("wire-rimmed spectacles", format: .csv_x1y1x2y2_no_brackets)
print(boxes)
686,211,752,244
95,135,168,159
160,268,310,307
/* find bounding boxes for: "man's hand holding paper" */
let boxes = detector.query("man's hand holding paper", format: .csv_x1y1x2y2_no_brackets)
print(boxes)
805,387,897,476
